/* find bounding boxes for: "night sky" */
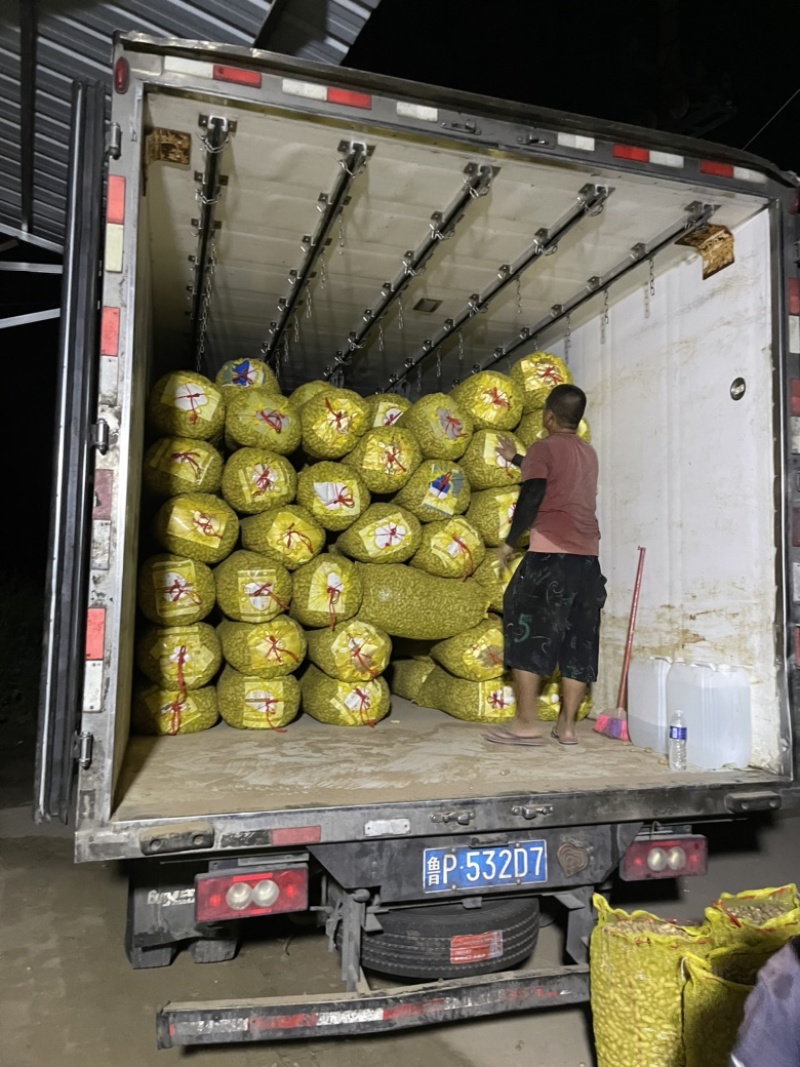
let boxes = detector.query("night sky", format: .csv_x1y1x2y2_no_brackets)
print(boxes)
348,0,800,174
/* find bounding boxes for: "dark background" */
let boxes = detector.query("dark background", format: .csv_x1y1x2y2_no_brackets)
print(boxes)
2,0,798,792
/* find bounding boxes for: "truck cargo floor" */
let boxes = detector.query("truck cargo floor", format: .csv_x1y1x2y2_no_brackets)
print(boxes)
112,701,768,822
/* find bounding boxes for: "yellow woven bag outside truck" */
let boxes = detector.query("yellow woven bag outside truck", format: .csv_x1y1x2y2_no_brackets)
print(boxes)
590,894,712,1067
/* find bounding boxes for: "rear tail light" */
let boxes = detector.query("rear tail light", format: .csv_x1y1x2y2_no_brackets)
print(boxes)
620,834,707,881
195,867,308,922
114,57,129,94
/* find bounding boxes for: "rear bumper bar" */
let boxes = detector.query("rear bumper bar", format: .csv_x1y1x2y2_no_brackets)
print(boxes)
156,963,590,1046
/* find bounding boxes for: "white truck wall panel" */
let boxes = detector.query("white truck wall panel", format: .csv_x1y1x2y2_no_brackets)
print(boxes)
549,210,779,770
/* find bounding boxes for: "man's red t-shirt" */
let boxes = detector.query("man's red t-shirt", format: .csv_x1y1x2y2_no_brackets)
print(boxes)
520,433,600,556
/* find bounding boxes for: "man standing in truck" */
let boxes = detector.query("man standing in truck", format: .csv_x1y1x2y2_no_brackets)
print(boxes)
483,384,605,747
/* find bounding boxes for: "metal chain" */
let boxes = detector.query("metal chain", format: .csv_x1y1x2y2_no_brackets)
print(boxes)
305,290,313,320
458,331,465,373
398,296,404,332
195,237,217,372
319,255,327,291
516,275,523,317
338,214,346,255
436,351,442,385
649,257,656,296
600,289,609,346
294,318,300,343
416,363,423,397
378,320,385,352
565,314,572,357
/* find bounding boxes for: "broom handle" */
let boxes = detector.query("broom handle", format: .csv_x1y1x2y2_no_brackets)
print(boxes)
616,546,646,710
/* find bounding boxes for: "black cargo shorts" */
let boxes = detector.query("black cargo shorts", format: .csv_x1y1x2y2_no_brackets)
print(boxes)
503,552,607,683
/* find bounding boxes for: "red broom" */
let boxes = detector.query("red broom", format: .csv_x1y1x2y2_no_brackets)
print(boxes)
593,546,646,742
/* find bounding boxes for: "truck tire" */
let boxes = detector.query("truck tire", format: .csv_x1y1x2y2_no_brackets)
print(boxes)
358,896,540,979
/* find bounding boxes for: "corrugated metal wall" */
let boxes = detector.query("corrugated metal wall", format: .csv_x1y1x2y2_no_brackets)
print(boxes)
0,0,378,245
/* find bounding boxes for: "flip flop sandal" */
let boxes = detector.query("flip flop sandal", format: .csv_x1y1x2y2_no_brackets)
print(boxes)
551,728,579,746
482,726,546,747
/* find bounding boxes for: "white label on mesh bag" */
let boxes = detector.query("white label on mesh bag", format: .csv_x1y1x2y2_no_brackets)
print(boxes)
314,482,356,510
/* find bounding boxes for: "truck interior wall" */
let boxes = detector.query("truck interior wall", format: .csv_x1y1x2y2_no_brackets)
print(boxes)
109,193,154,809
543,208,784,772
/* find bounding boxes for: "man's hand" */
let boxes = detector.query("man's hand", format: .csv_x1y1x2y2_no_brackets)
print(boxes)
496,543,515,570
495,435,517,464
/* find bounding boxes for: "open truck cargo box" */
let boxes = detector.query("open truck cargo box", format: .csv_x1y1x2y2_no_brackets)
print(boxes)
37,34,800,866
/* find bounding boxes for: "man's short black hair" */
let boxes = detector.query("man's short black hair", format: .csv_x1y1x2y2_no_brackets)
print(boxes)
545,384,586,429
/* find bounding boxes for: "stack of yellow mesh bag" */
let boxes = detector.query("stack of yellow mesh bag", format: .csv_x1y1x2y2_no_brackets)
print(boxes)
590,884,800,1067
133,350,588,732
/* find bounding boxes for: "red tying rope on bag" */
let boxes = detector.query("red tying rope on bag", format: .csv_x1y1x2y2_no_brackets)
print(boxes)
176,387,204,424
261,635,299,666
193,512,222,539
333,487,355,508
174,644,188,693
489,691,509,710
327,583,342,629
253,466,275,495
452,536,476,580
443,415,464,439
350,640,380,679
325,398,348,433
164,695,186,735
485,387,510,409
383,446,407,473
164,577,202,606
245,693,287,732
283,523,315,555
539,365,563,385
249,582,290,613
170,450,203,479
256,408,286,433
354,687,376,727
384,409,401,426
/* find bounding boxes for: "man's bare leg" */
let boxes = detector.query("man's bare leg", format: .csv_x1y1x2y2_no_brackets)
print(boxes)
556,677,587,743
507,668,544,739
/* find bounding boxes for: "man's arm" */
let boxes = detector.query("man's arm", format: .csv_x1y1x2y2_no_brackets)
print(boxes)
504,478,546,547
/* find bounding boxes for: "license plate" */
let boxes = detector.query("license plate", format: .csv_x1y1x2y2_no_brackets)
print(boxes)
422,841,547,893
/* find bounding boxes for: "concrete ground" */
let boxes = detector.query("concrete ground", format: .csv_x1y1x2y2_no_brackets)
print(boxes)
3,717,800,1067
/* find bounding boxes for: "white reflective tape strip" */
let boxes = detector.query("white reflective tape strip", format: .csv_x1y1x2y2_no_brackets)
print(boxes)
163,56,214,79
792,417,800,454
282,78,327,101
650,150,684,168
789,315,800,354
557,132,595,151
83,659,103,712
733,166,768,183
396,101,438,122
99,355,119,405
91,520,111,572
105,223,123,273
317,1009,384,1026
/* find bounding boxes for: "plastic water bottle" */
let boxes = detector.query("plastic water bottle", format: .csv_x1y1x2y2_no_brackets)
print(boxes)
668,710,687,772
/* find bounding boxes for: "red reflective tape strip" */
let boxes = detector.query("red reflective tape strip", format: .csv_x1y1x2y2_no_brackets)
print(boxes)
326,87,372,110
789,278,800,316
700,160,734,177
106,176,125,224
93,469,113,520
613,144,649,162
251,1012,318,1032
100,306,120,356
449,930,503,964
213,64,262,87
272,825,322,845
85,608,105,660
